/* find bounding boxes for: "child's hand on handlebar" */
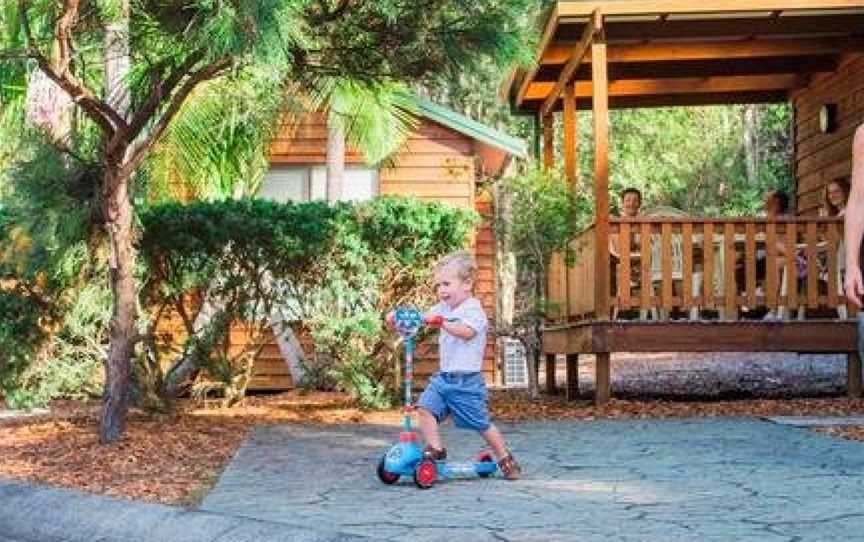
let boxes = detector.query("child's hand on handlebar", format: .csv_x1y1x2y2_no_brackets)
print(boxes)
385,311,396,330
424,314,444,328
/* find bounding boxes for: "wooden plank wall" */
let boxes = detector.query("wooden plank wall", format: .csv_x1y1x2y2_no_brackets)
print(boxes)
248,115,497,389
793,54,864,215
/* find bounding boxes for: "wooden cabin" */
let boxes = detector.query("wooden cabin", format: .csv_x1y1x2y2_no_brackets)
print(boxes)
244,98,526,390
503,0,864,403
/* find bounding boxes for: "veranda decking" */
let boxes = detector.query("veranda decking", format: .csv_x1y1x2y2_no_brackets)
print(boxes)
502,1,864,403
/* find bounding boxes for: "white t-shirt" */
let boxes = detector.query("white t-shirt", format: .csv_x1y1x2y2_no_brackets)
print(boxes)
429,297,488,372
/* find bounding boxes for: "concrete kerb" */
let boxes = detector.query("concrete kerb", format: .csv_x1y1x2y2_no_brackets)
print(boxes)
0,478,370,542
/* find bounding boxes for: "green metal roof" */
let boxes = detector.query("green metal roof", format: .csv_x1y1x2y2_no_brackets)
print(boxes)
412,97,527,159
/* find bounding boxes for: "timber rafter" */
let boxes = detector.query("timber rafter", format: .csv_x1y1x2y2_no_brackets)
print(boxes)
539,9,601,116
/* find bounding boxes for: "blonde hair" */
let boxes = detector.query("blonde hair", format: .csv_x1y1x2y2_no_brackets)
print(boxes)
435,250,477,284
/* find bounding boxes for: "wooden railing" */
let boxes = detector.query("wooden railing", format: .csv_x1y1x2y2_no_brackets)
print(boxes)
546,217,853,322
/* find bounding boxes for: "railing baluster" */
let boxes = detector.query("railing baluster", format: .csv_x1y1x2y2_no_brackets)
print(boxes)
682,223,693,310
806,221,818,309
703,222,714,308
641,222,651,311
724,223,737,321
766,222,778,309
567,239,578,319
786,222,798,313
745,222,756,308
619,222,631,311
661,222,673,314
827,221,839,310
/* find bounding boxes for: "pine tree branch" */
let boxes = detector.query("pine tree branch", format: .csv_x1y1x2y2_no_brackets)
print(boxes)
17,0,128,137
121,58,232,179
122,51,206,149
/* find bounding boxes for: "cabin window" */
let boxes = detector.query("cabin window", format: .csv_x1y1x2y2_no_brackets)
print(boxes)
259,165,378,203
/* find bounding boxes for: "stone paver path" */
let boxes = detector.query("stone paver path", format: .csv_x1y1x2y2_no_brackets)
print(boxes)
201,419,864,541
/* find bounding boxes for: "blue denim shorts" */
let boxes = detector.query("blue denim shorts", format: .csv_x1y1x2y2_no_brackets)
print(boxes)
418,372,491,431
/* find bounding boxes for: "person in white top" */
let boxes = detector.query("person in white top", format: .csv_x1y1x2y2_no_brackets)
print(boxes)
846,125,864,306
412,250,521,480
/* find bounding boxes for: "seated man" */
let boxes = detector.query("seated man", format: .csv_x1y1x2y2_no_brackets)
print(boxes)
621,187,642,218
610,187,642,258
611,188,643,319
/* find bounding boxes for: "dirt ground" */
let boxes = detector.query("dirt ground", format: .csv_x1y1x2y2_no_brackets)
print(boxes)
2,390,864,506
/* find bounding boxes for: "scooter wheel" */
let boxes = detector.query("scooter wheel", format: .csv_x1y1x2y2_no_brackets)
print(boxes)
477,454,495,478
414,459,437,489
377,456,400,484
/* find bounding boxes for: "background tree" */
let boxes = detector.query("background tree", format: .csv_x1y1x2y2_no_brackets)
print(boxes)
1,0,535,442
497,164,587,397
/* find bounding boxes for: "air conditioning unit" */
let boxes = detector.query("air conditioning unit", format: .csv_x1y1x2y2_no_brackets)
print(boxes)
498,337,528,388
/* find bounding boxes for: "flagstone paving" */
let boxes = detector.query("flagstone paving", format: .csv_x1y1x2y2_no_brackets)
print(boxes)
201,418,864,541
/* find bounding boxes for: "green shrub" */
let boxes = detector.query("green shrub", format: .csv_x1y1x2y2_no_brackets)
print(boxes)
141,196,475,408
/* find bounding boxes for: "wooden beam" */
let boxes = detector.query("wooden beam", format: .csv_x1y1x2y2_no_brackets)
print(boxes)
563,82,577,186
514,6,560,106
591,12,611,322
558,1,864,17
595,352,611,405
544,321,857,355
542,113,554,168
545,353,558,394
534,55,839,83
565,353,579,401
850,352,862,398
541,37,864,66
555,13,864,42
524,73,808,101
540,10,599,118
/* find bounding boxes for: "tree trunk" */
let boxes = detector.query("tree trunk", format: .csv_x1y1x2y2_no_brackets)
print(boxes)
743,105,759,185
100,165,138,443
326,112,345,203
494,178,517,331
99,0,134,444
524,268,541,399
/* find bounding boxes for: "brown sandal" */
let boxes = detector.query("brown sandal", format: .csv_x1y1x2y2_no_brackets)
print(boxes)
422,445,447,461
498,452,522,480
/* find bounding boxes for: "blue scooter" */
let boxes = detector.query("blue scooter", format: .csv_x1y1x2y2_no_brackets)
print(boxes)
376,306,497,489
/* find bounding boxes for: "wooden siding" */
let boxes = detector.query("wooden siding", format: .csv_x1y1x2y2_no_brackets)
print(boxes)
240,114,497,390
793,54,864,215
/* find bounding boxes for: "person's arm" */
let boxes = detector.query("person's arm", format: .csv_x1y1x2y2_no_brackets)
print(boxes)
426,302,486,341
441,320,477,340
424,313,476,340
845,124,864,306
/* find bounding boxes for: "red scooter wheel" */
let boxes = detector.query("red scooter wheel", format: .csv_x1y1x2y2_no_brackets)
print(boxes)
377,456,400,484
414,459,437,489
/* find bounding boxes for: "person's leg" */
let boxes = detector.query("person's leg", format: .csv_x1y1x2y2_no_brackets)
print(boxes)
418,407,444,454
480,425,521,480
449,374,521,479
416,375,448,459
480,424,508,460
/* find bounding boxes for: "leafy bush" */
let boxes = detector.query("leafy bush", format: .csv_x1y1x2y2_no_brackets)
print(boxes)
140,196,475,408
0,142,107,409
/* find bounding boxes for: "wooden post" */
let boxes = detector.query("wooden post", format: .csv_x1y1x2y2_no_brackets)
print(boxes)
591,12,610,320
595,352,611,405
849,352,862,399
563,83,578,187
566,353,579,401
545,353,557,394
542,114,554,169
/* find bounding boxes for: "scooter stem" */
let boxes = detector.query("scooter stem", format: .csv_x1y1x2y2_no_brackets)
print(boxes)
403,336,414,432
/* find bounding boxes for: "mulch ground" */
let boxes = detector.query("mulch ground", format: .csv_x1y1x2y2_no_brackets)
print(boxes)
2,390,864,506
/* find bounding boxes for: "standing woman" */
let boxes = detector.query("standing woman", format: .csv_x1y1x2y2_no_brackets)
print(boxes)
845,125,864,306
824,177,850,217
